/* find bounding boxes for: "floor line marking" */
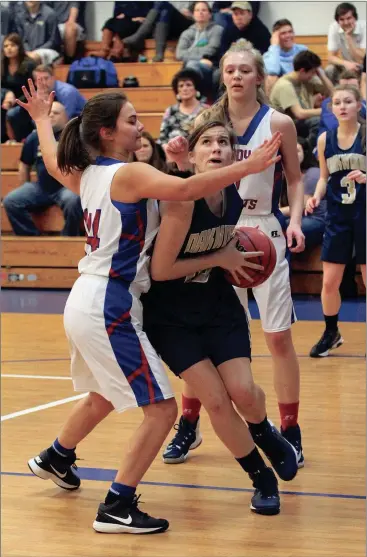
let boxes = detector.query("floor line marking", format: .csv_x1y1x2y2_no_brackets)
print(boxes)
1,374,71,380
1,393,87,422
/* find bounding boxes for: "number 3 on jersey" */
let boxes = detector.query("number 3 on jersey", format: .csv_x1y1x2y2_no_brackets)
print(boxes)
84,209,101,252
341,176,356,204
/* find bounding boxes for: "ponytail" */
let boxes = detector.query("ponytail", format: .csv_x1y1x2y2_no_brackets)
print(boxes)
58,116,91,174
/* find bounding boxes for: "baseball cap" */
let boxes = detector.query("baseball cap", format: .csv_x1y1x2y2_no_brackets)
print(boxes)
230,2,252,11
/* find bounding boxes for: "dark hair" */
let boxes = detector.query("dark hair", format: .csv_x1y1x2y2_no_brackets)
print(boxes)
132,131,167,172
171,68,201,95
333,84,366,153
1,33,29,78
293,50,321,72
57,92,128,173
272,19,293,32
339,69,361,82
191,1,212,13
33,64,54,76
335,2,358,21
188,118,237,152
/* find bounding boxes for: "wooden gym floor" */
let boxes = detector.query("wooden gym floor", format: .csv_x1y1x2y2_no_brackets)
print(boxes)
1,294,366,557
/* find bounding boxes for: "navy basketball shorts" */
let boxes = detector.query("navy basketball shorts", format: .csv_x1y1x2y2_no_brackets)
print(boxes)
144,293,252,377
321,206,366,265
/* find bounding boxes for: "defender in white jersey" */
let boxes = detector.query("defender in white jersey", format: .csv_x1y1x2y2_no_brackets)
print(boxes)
20,77,282,535
164,39,306,467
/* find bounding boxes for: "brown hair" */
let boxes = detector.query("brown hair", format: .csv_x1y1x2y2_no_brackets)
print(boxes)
132,131,167,172
188,118,237,153
33,64,54,76
339,69,361,83
272,18,293,32
203,39,268,125
332,84,366,153
1,33,29,78
57,92,128,173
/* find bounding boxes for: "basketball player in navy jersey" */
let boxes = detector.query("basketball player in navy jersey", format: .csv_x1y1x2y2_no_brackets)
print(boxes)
162,39,306,467
143,119,299,516
306,84,366,357
18,77,281,534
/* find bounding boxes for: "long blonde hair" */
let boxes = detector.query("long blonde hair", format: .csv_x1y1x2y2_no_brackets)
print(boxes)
332,84,366,154
203,39,268,125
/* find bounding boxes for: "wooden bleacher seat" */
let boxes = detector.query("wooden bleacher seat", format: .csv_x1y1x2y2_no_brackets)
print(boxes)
1,144,23,171
79,86,175,112
2,171,37,198
1,205,65,233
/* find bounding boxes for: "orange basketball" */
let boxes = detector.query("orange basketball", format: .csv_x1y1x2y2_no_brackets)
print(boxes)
224,226,277,288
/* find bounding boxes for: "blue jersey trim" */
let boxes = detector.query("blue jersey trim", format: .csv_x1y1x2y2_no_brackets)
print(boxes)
95,156,124,166
237,104,270,145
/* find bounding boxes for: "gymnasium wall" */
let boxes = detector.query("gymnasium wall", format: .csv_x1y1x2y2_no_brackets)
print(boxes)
85,1,367,40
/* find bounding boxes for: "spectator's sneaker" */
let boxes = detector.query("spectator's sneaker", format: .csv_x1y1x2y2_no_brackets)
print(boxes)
93,495,169,534
250,468,280,516
28,448,80,490
152,55,164,62
281,424,304,468
310,329,343,358
162,416,202,464
248,420,298,481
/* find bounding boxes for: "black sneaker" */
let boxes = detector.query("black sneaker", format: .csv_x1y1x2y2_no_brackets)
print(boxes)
28,448,80,490
281,424,304,468
248,420,298,482
93,494,169,534
310,329,343,358
162,416,202,464
250,468,280,516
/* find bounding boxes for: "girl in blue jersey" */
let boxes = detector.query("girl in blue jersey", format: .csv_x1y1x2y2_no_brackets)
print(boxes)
18,77,281,536
306,84,366,357
143,120,299,517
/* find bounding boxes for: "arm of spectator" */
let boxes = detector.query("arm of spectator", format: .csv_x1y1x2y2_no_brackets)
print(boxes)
263,45,281,77
176,29,193,62
66,5,79,24
315,67,334,97
327,49,361,71
345,31,366,64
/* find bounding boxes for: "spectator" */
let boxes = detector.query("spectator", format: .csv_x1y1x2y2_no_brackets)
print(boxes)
3,101,82,236
1,3,10,43
264,19,307,95
212,1,260,28
219,2,270,58
361,55,366,99
123,2,194,62
46,2,86,61
1,33,37,142
158,68,208,148
326,2,366,83
176,2,223,99
10,1,62,65
318,70,366,138
270,50,333,149
133,131,168,171
90,1,153,61
7,64,86,142
280,139,326,249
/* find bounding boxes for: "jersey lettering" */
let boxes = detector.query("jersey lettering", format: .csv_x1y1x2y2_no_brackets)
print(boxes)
84,209,102,252
242,199,258,210
341,176,357,204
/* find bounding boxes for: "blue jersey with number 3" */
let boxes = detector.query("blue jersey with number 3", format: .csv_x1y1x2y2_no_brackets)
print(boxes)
325,127,366,208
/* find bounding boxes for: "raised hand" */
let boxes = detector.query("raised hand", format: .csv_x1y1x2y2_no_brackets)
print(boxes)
244,132,282,175
16,77,55,122
165,136,190,166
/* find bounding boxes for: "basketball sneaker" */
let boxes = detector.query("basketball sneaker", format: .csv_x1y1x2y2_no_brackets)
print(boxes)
248,420,298,481
310,329,343,358
249,467,280,516
28,448,80,490
281,424,304,468
93,494,169,534
162,416,202,464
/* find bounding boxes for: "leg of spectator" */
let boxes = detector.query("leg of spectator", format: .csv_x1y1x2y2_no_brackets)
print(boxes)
6,105,34,143
89,27,114,58
63,22,79,58
3,182,52,236
53,187,83,236
123,7,160,50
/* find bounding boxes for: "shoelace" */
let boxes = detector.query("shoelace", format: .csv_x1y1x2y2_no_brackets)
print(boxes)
318,329,337,346
167,422,195,449
129,495,151,520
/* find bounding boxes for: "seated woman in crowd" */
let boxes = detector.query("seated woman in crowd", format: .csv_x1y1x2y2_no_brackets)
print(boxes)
158,68,208,151
133,130,168,172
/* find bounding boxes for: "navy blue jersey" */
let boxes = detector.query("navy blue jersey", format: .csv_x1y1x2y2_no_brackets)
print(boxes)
143,184,243,327
325,127,366,207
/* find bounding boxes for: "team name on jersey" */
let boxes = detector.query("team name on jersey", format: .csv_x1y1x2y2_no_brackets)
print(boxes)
184,224,235,254
327,153,366,174
235,148,252,161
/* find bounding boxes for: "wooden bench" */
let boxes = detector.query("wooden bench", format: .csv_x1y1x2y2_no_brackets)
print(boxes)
85,39,177,60
1,144,23,170
1,205,65,233
2,171,37,198
79,86,175,112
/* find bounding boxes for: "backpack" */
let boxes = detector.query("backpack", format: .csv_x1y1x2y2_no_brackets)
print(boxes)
67,56,119,88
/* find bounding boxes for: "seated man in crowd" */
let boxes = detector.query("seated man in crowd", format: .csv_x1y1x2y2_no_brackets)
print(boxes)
263,18,307,95
3,101,83,237
326,2,365,83
270,50,333,149
10,1,61,65
7,64,86,142
46,1,86,61
219,1,270,58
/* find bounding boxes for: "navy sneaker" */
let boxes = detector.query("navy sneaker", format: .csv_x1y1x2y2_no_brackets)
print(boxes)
248,420,298,481
28,448,80,490
281,424,304,468
310,329,343,358
250,467,280,516
93,495,169,534
162,416,202,464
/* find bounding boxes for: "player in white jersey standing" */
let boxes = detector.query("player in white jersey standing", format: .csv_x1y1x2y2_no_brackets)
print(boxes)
162,39,306,468
18,77,281,535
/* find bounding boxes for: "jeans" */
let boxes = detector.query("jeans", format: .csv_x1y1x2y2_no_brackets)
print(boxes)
285,215,325,250
6,105,34,142
3,181,83,236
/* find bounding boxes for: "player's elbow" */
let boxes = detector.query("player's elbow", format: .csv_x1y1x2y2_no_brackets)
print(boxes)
150,263,170,282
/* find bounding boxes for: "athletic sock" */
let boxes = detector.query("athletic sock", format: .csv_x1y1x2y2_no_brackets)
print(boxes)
50,438,76,459
324,314,338,332
278,402,299,431
236,447,268,475
182,395,201,424
105,482,136,505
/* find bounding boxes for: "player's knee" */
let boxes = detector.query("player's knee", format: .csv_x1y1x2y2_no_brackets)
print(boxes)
87,392,114,418
231,381,257,411
322,275,341,294
205,391,231,418
145,397,178,428
266,330,291,357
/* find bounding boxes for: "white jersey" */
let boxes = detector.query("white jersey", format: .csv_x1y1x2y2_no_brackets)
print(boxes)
78,156,159,296
234,105,283,217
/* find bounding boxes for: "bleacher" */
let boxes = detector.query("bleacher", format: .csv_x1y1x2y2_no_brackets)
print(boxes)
2,35,365,294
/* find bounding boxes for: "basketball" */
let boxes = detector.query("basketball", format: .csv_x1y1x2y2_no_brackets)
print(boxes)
224,226,277,288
